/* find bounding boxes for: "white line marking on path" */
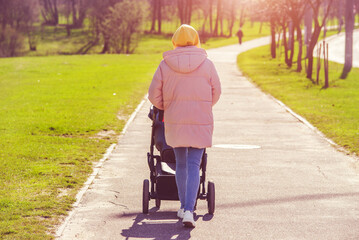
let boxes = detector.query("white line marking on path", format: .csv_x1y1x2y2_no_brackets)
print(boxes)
213,144,261,150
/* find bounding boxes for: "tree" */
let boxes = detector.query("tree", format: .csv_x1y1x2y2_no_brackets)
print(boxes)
150,0,158,32
332,0,344,32
260,0,283,58
101,0,147,54
70,0,87,28
340,0,355,79
284,0,306,70
186,0,193,24
228,0,236,37
0,0,40,56
23,0,40,51
150,0,162,33
306,0,334,80
213,0,222,36
209,0,213,33
304,4,312,57
177,0,192,25
279,14,289,62
157,0,162,33
239,3,246,28
40,0,59,25
88,0,122,53
199,0,210,36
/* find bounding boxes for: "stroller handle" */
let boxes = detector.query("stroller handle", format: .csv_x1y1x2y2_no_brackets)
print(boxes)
152,106,164,122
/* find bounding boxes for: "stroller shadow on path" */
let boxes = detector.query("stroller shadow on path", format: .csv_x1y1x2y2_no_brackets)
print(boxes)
119,207,213,240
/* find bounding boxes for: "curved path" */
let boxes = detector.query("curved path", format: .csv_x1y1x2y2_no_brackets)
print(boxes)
319,29,359,67
57,38,359,239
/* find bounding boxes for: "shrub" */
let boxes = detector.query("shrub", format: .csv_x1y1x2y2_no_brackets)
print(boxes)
0,27,24,57
101,0,148,54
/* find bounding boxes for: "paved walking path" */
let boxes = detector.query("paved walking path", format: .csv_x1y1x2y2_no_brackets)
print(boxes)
57,39,359,239
320,29,359,67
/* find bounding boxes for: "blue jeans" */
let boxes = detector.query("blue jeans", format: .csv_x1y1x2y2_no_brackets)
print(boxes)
173,147,204,212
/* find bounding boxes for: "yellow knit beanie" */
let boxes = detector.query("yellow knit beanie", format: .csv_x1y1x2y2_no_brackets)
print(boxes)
172,24,201,49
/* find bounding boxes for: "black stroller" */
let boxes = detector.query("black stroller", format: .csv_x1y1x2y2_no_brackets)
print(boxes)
142,106,215,214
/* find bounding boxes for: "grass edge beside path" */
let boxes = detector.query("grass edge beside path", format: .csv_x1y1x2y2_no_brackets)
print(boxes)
237,45,359,161
0,54,161,239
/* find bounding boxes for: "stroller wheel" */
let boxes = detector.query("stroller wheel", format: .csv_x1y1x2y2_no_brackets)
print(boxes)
155,198,161,208
207,181,215,215
142,179,150,214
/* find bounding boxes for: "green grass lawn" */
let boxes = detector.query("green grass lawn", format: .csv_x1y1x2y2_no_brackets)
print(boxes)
0,54,161,239
237,45,359,156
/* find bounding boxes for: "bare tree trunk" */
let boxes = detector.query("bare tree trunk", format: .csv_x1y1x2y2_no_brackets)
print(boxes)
201,0,209,35
282,22,289,64
202,12,208,34
306,27,321,80
306,0,333,80
220,5,223,36
77,0,86,27
209,0,213,34
296,24,303,72
239,7,245,28
228,0,236,37
214,0,222,36
304,6,312,57
71,0,77,26
270,17,276,58
277,29,282,48
102,37,110,53
287,21,295,68
157,0,162,34
42,0,59,25
324,42,329,88
183,0,188,24
337,0,344,33
323,18,327,38
316,43,322,84
187,0,192,24
341,0,354,79
178,0,184,24
53,0,58,25
151,0,158,32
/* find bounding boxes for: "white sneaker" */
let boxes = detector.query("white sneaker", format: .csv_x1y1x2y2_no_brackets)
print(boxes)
182,211,196,228
177,208,184,218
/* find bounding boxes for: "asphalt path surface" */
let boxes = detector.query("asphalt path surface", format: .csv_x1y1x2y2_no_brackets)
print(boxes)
56,37,359,240
318,29,359,67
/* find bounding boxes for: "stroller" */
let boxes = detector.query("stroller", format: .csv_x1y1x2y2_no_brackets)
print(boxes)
142,106,215,214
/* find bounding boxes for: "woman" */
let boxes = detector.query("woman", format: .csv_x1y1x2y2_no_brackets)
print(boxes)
148,24,221,228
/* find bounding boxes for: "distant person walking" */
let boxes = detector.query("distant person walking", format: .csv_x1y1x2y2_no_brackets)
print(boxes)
236,28,244,45
148,24,221,228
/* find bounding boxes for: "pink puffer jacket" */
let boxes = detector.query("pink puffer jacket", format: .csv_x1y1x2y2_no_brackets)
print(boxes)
148,46,221,148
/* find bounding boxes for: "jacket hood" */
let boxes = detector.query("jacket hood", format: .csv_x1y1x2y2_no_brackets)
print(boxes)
172,24,201,49
163,46,207,73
